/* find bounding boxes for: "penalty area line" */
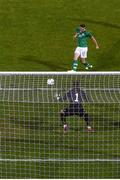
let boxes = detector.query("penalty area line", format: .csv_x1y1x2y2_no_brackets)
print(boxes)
0,158,120,162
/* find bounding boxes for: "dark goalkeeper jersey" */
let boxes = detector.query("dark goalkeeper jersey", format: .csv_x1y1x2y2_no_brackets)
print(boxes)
61,88,88,104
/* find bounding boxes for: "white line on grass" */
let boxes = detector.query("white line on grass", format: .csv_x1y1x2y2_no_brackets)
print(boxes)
0,158,120,162
0,88,119,91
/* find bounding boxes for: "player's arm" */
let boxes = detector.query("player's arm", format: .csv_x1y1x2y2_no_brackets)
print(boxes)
55,91,68,102
73,32,78,40
91,36,99,49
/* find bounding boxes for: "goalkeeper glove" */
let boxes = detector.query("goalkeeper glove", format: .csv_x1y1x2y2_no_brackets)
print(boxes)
54,93,61,100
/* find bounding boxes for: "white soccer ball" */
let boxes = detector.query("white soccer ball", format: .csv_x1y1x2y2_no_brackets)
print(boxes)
47,78,54,85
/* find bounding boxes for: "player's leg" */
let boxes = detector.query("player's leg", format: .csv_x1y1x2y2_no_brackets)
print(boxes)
60,109,69,132
69,47,80,71
60,106,74,132
80,58,93,70
78,106,94,132
80,47,93,70
73,104,93,131
60,109,68,125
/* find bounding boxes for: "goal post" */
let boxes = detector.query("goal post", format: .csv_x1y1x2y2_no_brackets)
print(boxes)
0,71,120,178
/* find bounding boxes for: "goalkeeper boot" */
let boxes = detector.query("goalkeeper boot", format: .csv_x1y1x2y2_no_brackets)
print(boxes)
63,124,69,132
86,126,94,132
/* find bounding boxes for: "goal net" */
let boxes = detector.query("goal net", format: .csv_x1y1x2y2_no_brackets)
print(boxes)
0,72,120,178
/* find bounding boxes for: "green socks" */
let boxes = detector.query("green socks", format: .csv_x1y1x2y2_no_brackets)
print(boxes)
72,60,78,71
72,60,92,71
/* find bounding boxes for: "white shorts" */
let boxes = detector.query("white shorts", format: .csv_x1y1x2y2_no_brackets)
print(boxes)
74,47,88,58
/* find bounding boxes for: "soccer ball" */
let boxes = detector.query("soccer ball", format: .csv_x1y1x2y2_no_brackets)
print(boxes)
47,78,54,85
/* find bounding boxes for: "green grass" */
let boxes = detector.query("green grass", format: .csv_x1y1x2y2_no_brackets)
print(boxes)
0,102,120,178
0,0,120,71
1,162,120,178
0,0,120,178
0,74,120,178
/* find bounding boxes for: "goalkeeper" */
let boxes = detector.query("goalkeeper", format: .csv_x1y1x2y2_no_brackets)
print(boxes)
56,81,94,132
69,24,99,71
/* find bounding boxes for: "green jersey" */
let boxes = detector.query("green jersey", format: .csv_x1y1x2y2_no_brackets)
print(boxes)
76,27,92,47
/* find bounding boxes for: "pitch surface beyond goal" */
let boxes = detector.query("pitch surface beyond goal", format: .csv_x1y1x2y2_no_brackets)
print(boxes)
0,72,120,178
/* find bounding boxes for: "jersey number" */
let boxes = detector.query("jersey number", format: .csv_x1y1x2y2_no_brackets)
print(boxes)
75,93,78,102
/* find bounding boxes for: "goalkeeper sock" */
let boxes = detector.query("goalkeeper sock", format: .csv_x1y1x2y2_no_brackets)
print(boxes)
72,60,78,71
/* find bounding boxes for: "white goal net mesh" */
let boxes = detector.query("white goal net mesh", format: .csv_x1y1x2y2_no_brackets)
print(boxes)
0,72,120,178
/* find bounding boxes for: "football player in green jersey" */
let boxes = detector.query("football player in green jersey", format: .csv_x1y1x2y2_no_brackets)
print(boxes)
69,24,99,71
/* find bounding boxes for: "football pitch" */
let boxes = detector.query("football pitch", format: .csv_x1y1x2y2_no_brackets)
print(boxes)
0,100,120,178
0,0,120,71
0,0,120,178
0,73,120,178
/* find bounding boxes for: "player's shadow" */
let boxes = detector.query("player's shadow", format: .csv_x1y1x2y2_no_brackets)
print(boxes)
9,116,42,130
9,116,56,131
6,138,40,144
96,118,120,131
69,17,120,29
112,122,120,128
21,55,65,70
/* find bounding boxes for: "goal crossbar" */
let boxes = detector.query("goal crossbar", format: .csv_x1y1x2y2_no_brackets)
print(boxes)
0,71,120,75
